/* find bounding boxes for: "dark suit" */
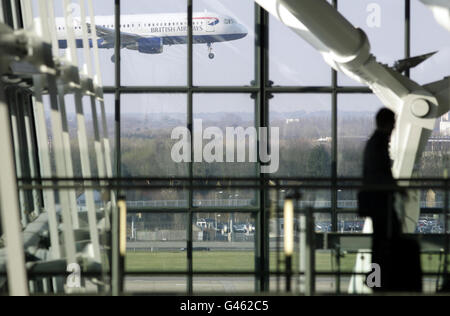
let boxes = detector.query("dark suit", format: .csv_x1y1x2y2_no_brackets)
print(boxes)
363,130,401,241
362,130,422,292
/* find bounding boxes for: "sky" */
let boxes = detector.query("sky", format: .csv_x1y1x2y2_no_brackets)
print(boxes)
31,0,450,116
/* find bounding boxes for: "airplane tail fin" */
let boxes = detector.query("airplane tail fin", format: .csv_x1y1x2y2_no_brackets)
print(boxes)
393,51,438,73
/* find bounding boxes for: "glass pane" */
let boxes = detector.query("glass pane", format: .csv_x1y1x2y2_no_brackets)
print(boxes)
415,138,450,178
125,212,188,294
63,95,98,178
121,94,188,205
337,94,383,177
417,187,445,234
270,94,332,177
42,93,110,180
411,0,450,85
193,94,257,207
125,213,187,272
440,114,450,137
421,253,445,294
121,94,188,177
193,0,254,86
193,94,255,177
269,16,331,86
338,0,404,86
337,190,358,211
315,213,332,233
193,212,255,272
338,94,382,224
193,188,256,209
121,0,187,86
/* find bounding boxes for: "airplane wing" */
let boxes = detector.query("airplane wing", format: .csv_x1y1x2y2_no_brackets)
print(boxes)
86,23,147,46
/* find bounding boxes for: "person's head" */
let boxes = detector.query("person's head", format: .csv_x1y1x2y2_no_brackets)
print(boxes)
376,108,396,135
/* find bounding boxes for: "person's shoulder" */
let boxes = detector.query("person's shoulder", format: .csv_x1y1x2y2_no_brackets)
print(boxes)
370,130,388,144
365,131,388,154
367,131,380,145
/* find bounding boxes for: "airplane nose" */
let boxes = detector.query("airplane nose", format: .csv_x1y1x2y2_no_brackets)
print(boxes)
238,24,248,37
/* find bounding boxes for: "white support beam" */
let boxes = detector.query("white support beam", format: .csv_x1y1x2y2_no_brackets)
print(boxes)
79,0,107,183
44,1,81,231
35,0,77,267
8,90,29,227
0,1,4,23
87,0,114,179
9,0,18,29
19,0,33,29
87,0,114,229
31,91,62,260
0,81,29,296
61,0,101,262
22,96,42,216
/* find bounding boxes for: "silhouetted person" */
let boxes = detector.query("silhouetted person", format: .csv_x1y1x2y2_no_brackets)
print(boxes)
361,108,422,293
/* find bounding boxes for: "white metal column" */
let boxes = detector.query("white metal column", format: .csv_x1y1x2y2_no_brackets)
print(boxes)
32,91,62,260
0,0,4,23
9,0,19,29
58,0,101,262
19,0,32,29
19,0,62,267
79,0,107,181
88,0,115,228
22,96,42,216
34,0,77,267
0,81,29,296
8,90,29,226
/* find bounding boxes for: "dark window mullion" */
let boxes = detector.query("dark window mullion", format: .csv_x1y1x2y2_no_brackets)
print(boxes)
187,0,194,295
255,3,270,293
405,0,411,78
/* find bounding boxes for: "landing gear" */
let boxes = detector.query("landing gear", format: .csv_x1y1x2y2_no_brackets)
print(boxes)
207,43,215,59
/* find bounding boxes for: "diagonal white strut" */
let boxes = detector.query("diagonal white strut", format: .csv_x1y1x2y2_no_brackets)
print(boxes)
255,0,450,293
0,80,29,296
34,0,78,268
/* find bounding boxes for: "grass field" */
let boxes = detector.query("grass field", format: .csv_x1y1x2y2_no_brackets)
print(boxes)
125,251,447,274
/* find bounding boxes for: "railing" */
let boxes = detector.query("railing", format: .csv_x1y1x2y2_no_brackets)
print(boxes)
124,199,448,209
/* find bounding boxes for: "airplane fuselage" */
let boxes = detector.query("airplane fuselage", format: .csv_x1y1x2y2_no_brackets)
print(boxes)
54,12,248,53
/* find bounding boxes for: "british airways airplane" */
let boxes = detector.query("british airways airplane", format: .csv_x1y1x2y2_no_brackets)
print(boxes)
54,12,248,62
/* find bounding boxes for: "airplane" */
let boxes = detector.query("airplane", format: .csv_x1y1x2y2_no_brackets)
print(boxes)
54,12,248,62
